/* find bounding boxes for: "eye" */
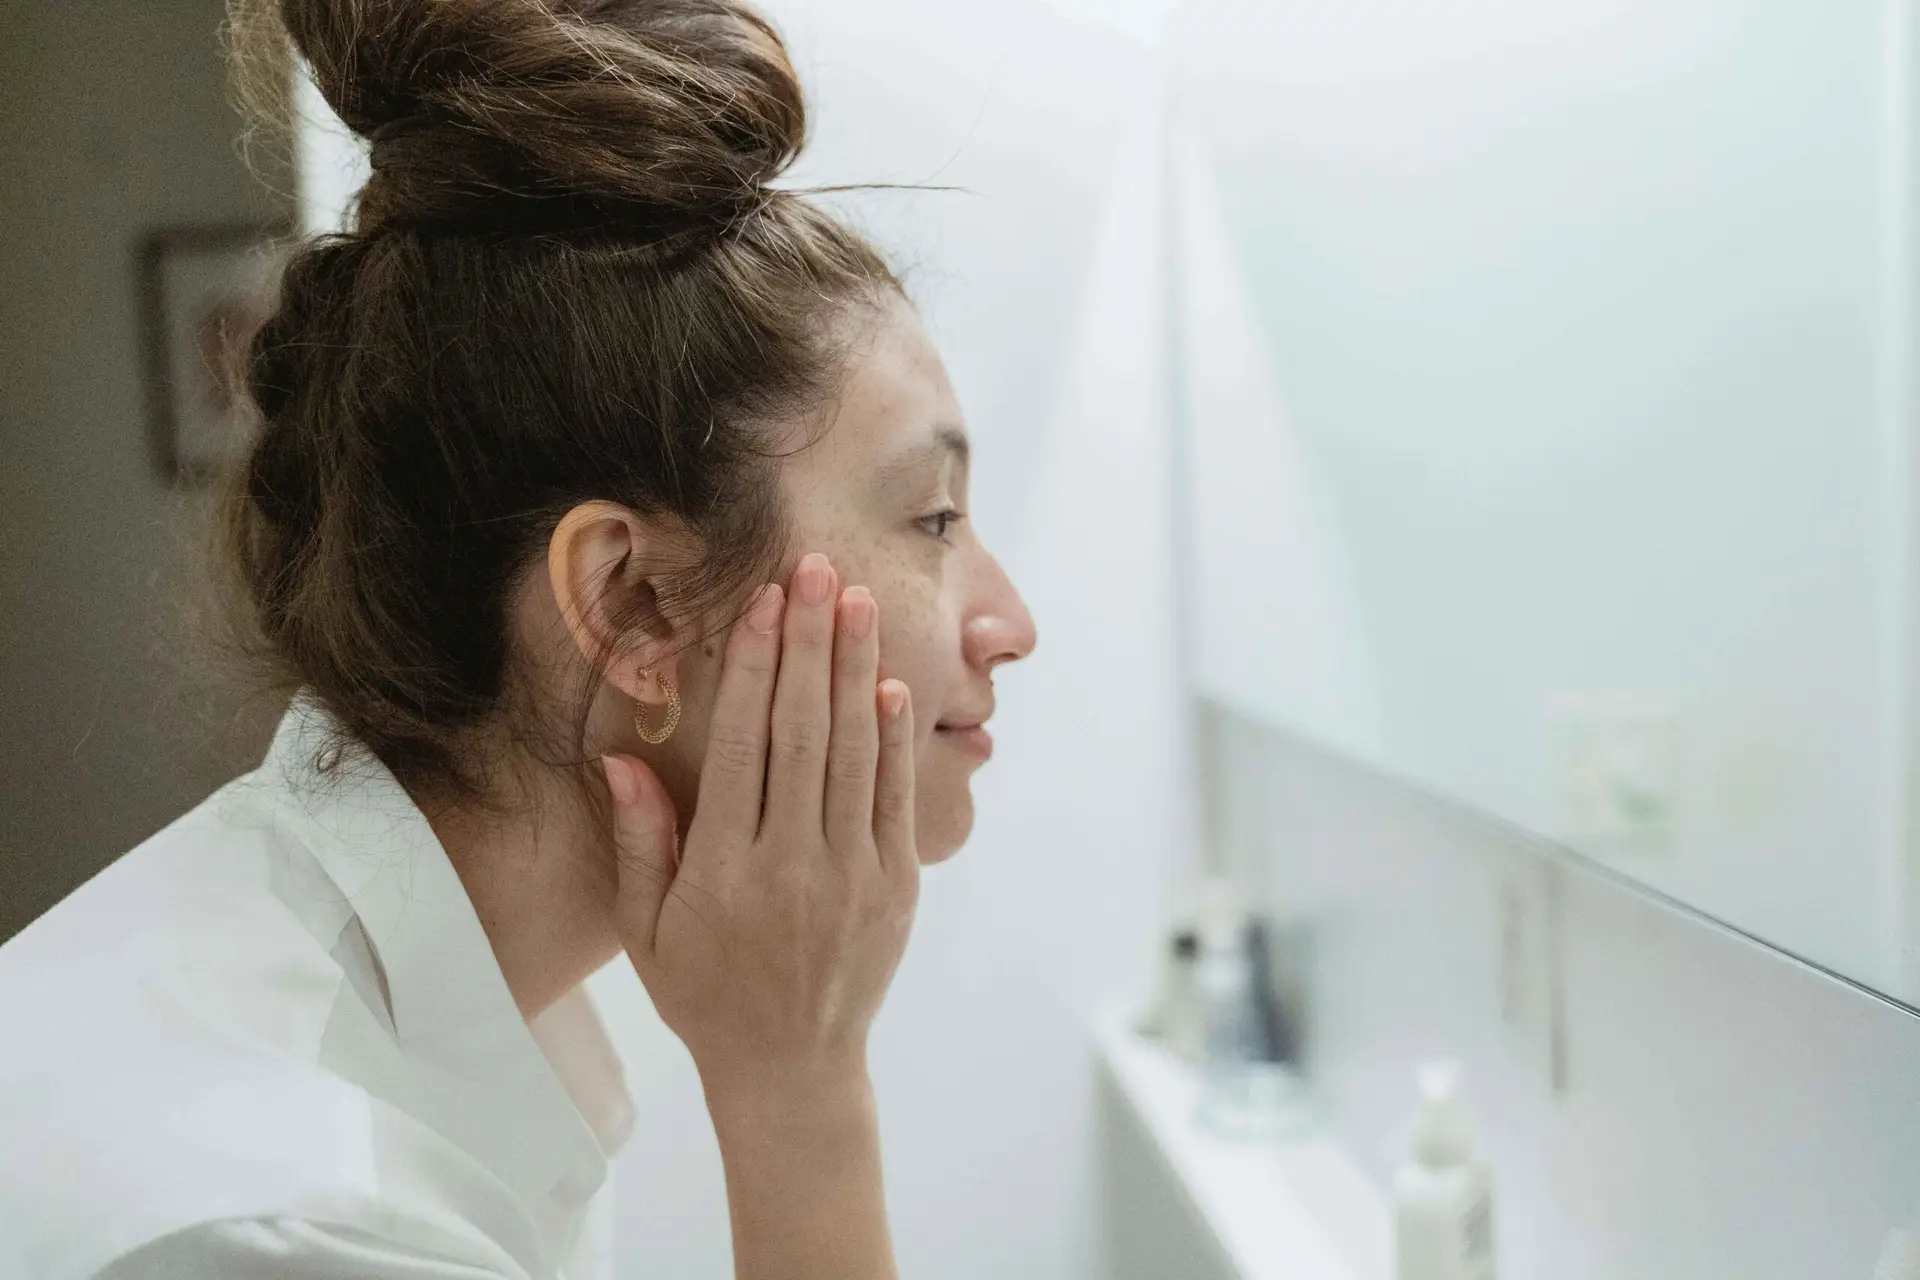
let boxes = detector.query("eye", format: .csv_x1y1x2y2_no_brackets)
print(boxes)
916,508,966,542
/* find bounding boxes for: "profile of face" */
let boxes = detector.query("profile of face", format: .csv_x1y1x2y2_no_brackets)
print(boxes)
601,295,1037,864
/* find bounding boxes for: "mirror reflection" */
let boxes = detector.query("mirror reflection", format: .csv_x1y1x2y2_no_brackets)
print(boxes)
1170,0,1919,1002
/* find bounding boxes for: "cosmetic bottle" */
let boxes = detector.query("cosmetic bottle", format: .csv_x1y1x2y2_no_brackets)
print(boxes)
1190,878,1310,1139
1193,878,1258,1072
1136,894,1205,1060
1242,914,1299,1065
1394,1062,1495,1280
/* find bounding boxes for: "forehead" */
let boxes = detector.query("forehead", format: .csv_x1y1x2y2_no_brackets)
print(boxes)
785,298,963,486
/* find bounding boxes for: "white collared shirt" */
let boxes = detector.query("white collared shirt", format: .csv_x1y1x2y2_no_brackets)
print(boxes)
0,692,636,1279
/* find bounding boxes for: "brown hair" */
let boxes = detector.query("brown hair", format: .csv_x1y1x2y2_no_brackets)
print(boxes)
218,0,900,799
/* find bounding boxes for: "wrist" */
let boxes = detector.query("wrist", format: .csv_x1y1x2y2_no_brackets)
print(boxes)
700,1056,876,1139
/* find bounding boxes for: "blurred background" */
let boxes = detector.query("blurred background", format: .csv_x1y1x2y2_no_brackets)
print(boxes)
13,1,1920,1278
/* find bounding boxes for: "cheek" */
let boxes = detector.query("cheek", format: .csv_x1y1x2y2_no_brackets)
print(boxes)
874,577,947,710
801,530,953,716
793,530,973,858
872,583,976,861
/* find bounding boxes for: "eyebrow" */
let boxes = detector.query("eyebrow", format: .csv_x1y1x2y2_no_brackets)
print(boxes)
877,422,970,487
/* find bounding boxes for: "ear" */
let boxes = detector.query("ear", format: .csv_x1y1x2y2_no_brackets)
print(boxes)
546,500,687,708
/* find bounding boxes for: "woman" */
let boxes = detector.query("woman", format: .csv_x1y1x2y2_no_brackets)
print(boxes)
0,0,1035,1276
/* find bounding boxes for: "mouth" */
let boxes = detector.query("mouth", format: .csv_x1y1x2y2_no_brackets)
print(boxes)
934,718,994,761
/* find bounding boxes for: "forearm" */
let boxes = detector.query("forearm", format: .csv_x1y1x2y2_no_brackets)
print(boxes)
705,1065,898,1280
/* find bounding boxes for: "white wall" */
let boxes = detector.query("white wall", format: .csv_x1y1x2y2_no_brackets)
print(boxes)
0,0,292,942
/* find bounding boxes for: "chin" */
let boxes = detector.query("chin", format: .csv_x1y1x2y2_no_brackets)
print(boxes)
915,790,975,865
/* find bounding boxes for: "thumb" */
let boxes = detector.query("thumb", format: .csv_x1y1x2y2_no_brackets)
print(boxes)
600,752,680,957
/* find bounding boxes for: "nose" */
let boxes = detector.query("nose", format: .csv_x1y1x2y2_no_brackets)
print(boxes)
963,550,1037,672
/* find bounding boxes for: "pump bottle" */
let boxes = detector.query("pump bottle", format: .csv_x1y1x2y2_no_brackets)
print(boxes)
1393,1062,1495,1280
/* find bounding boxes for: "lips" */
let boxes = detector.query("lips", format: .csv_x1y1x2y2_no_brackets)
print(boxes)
935,720,994,760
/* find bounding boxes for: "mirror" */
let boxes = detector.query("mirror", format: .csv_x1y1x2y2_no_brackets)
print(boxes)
1167,0,1920,1001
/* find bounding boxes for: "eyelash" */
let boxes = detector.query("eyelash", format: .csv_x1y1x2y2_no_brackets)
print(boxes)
917,508,966,542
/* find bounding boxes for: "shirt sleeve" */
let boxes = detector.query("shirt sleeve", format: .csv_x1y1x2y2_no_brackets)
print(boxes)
93,1215,534,1280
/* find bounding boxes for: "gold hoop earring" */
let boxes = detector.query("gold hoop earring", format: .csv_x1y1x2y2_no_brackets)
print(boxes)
634,672,682,745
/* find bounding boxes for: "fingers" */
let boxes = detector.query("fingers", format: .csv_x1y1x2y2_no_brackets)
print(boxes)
764,552,837,835
873,679,918,877
690,582,784,843
824,585,880,853
602,752,681,956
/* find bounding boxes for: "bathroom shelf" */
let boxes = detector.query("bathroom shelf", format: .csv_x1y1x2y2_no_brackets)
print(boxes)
1094,1007,1390,1280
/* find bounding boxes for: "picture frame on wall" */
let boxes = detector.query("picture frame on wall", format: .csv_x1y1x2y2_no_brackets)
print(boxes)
136,221,293,486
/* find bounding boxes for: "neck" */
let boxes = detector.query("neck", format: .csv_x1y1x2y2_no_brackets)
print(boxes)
415,765,626,1022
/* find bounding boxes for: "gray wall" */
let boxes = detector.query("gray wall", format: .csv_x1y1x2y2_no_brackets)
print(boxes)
1,0,291,941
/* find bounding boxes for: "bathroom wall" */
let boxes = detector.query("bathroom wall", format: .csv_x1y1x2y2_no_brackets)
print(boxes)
0,1,293,942
1211,699,1920,1280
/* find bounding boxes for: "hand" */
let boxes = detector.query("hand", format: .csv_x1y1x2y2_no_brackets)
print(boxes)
600,552,921,1107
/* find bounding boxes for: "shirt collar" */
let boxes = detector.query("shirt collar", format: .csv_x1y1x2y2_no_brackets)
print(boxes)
254,691,631,1223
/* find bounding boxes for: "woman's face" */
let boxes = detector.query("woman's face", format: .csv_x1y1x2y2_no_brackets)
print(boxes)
674,296,1036,863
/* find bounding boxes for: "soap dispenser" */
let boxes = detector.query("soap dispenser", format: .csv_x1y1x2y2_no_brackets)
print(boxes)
1394,1061,1495,1280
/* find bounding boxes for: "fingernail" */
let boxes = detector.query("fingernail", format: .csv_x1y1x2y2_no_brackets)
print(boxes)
748,583,783,633
798,553,832,604
881,680,907,722
601,755,638,807
841,587,873,638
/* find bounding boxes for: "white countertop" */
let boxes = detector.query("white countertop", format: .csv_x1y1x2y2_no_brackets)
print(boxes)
1093,1007,1391,1280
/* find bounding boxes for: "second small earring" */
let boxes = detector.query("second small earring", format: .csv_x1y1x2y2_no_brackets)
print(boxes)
634,670,682,745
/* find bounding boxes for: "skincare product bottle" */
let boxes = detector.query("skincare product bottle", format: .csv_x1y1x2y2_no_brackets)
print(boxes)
1394,1062,1495,1280
1241,914,1297,1064
1194,878,1259,1074
1137,922,1204,1056
1191,879,1311,1139
1136,888,1205,1059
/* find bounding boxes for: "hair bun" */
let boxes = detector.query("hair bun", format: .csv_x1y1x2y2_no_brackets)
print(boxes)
278,0,807,233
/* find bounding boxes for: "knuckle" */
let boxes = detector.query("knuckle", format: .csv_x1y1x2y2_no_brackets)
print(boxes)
888,870,919,919
859,874,914,931
835,635,876,671
874,781,912,825
705,728,763,775
772,716,826,762
792,864,844,918
788,620,833,652
768,860,815,902
854,884,890,927
827,741,873,787
731,642,779,674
